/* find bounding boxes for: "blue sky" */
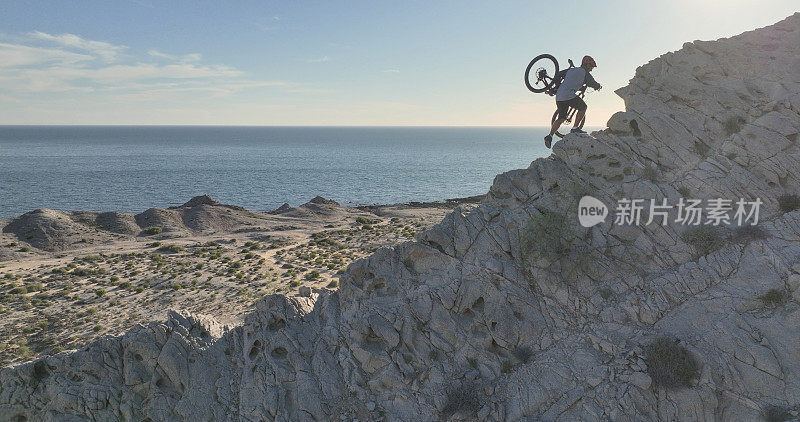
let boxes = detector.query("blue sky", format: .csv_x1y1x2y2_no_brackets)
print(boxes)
0,0,798,126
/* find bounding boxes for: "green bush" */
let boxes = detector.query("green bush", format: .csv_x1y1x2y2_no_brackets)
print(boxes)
681,226,723,256
95,289,106,297
762,404,791,422
142,226,162,236
520,208,573,261
778,194,800,213
642,166,658,183
305,270,320,281
730,225,768,244
758,289,787,307
512,346,533,364
723,116,745,136
9,286,27,295
692,142,710,157
158,244,185,253
355,216,379,225
441,383,482,418
677,186,691,198
644,336,700,389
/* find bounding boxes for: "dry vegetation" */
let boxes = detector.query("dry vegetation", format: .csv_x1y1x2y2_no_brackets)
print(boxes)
0,200,466,367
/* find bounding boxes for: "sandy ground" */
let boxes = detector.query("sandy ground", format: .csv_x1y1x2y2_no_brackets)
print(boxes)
0,197,480,367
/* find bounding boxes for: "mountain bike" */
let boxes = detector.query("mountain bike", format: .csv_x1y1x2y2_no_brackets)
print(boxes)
524,55,589,138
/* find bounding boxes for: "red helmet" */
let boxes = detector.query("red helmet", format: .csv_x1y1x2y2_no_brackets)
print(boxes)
582,55,597,68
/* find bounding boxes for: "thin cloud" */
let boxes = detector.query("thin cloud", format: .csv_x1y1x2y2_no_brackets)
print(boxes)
307,55,331,63
30,31,126,62
148,49,202,63
382,69,400,73
0,42,92,68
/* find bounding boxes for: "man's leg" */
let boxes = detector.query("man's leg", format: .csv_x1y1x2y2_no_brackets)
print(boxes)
570,97,587,130
549,117,566,136
572,109,585,128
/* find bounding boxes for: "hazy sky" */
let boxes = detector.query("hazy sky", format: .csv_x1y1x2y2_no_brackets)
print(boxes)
0,1,798,126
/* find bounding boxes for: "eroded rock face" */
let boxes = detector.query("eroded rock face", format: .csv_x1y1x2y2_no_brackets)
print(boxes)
3,13,800,421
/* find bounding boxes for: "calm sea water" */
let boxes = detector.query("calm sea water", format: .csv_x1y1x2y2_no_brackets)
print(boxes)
0,126,557,218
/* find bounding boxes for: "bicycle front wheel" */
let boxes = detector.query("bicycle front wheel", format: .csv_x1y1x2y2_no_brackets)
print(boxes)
525,54,559,93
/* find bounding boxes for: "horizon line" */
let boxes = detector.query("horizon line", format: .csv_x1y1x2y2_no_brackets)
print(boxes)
0,124,606,128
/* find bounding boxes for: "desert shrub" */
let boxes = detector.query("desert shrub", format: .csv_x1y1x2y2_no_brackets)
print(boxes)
356,216,379,225
730,225,769,244
94,289,106,297
642,166,658,183
723,116,745,135
289,281,300,288
762,404,791,422
24,282,42,292
9,286,27,295
93,325,103,332
681,226,724,256
18,246,30,252
692,142,711,157
305,270,320,281
778,194,800,213
644,336,700,389
520,208,573,261
158,244,184,253
758,289,788,307
512,346,533,364
500,360,513,373
441,382,482,418
326,280,338,288
142,226,162,236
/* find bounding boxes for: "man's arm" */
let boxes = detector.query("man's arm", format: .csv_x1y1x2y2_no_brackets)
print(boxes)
584,72,602,90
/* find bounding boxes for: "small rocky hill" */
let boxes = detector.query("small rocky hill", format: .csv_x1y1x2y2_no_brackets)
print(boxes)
1,196,267,252
2,14,800,421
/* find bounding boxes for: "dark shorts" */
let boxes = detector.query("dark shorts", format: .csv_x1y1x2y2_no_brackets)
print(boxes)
556,96,587,119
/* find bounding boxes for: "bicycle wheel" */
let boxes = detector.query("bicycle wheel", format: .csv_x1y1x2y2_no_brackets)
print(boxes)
525,54,559,93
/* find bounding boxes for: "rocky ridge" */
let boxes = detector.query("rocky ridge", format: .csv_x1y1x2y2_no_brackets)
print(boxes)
2,14,800,421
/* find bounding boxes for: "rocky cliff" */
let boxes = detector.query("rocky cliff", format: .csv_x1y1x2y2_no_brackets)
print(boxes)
2,14,800,421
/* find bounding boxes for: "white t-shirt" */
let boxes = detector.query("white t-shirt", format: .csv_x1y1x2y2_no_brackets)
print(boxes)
555,67,600,101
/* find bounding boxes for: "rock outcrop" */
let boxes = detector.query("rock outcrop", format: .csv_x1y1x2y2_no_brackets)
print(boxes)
3,14,800,421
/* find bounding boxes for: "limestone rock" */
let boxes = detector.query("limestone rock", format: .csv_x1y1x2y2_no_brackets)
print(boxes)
3,13,800,422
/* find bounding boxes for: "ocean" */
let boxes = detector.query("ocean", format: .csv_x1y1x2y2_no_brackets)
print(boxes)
0,126,559,218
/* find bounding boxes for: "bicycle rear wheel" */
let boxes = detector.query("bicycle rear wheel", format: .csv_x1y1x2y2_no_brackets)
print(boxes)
551,109,586,138
525,54,559,93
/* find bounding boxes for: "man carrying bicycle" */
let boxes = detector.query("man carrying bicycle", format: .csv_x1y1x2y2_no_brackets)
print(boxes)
544,55,601,148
